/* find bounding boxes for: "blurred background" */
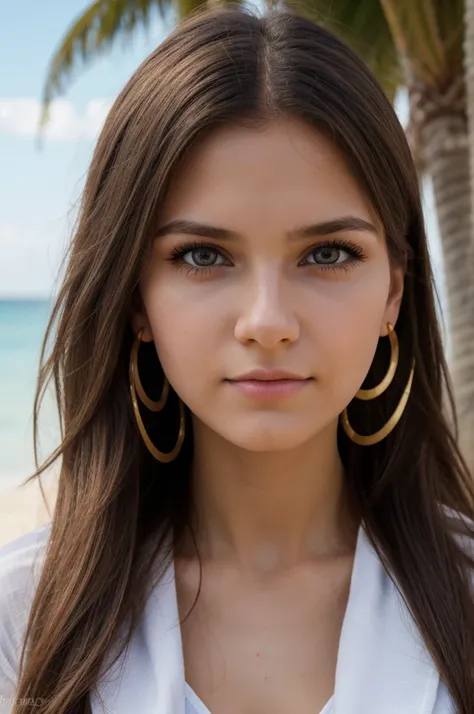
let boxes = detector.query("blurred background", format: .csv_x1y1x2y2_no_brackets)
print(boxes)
1,0,471,543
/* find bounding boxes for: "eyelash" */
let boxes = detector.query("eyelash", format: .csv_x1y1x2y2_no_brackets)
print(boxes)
166,239,367,276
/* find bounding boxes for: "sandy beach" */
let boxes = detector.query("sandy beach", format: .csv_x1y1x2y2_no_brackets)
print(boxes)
0,466,59,548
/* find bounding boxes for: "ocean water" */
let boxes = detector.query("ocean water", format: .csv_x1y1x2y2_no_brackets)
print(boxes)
0,299,60,493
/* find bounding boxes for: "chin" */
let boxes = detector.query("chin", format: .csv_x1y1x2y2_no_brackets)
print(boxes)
222,418,318,452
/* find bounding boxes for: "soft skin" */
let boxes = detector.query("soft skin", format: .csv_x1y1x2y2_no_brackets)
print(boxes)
131,117,404,572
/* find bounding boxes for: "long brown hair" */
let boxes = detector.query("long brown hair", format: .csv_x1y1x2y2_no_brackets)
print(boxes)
13,4,474,712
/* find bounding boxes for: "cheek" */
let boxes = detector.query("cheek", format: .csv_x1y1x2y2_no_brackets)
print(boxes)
141,285,212,403
314,268,390,407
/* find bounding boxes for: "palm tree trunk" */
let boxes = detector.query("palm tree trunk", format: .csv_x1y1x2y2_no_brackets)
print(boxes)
419,112,474,473
462,0,474,476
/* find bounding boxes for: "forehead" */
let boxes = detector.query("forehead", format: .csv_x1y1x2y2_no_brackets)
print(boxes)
160,117,379,231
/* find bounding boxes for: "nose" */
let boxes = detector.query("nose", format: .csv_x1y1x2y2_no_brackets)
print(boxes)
234,270,300,349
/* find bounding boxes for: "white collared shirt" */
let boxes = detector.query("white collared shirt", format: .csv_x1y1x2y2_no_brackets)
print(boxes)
0,521,458,713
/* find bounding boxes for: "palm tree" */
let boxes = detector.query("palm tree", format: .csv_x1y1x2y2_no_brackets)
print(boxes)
39,0,474,472
374,0,474,472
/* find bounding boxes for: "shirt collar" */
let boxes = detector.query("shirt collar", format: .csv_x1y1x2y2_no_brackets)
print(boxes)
92,522,442,713
333,524,441,714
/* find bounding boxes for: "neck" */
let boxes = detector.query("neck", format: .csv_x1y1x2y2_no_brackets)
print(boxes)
177,418,360,575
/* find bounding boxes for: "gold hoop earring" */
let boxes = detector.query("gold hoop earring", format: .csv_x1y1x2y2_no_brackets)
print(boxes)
356,322,398,400
129,329,186,463
341,323,415,446
131,329,169,410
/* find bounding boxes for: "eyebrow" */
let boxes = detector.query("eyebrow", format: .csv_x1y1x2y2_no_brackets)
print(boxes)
154,215,378,241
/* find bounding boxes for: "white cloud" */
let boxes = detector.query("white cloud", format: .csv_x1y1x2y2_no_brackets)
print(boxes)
0,223,66,298
0,97,113,141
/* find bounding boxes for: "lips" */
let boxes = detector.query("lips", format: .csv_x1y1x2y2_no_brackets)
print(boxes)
226,377,312,400
228,369,309,382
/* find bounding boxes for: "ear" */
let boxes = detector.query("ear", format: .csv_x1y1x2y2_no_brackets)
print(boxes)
381,265,404,336
129,290,154,342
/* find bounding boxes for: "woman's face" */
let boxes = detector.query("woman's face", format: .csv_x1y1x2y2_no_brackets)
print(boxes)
133,117,404,452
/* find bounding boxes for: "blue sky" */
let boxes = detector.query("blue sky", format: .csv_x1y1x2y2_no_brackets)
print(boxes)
1,0,177,298
1,1,445,305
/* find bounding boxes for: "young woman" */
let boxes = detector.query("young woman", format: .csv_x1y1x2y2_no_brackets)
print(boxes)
1,4,474,714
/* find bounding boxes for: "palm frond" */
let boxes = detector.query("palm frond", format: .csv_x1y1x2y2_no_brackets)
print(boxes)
39,0,168,133
379,0,464,86
38,0,242,137
280,0,401,101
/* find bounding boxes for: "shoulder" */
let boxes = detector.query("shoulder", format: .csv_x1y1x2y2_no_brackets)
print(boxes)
0,523,52,694
0,522,52,593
